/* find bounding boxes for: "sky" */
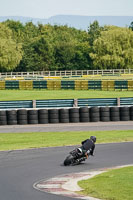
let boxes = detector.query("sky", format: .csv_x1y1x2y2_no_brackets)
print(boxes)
0,0,133,18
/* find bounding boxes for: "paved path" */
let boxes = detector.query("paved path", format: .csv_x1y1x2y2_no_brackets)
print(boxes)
0,142,133,200
0,121,133,133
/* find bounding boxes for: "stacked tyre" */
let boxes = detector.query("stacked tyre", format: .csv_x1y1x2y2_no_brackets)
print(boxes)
28,110,38,124
79,107,90,122
69,108,79,123
38,109,48,124
130,106,133,120
0,110,7,125
100,107,110,122
48,109,59,123
120,107,130,121
17,109,28,125
90,107,100,122
59,109,69,123
7,110,17,125
110,107,120,121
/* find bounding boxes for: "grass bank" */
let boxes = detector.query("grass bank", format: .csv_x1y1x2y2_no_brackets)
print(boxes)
0,90,133,101
78,166,133,200
0,130,133,151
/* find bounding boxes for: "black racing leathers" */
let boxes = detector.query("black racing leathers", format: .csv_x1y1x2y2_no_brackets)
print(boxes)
81,139,95,155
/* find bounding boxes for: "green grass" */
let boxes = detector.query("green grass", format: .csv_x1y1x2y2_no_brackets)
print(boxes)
78,166,133,200
0,130,133,151
0,90,133,101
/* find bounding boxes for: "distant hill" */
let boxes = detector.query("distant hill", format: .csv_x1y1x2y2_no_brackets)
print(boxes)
0,15,133,30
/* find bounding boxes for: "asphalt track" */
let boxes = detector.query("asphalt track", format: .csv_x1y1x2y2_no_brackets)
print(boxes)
0,121,133,133
0,122,133,200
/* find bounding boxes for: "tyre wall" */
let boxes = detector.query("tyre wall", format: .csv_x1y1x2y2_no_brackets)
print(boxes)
0,106,133,125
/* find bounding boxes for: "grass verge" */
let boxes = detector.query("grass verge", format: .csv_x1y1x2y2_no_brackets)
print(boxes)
0,90,133,100
0,130,133,151
78,166,133,200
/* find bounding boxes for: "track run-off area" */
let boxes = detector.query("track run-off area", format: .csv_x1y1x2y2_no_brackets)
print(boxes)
0,122,133,200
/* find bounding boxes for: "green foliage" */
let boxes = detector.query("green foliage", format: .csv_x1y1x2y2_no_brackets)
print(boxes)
90,26,133,69
0,20,133,72
0,23,23,71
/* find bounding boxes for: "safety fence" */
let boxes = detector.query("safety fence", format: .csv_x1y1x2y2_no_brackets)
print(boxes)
0,97,133,109
0,69,133,79
0,80,133,90
0,106,133,125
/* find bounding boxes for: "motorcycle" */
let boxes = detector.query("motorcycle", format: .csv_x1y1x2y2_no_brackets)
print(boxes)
64,147,90,166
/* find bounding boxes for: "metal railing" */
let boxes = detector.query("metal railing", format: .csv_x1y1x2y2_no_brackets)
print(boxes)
0,69,133,79
0,97,133,109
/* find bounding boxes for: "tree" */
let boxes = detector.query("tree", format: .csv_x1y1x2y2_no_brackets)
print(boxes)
0,23,23,71
18,36,54,71
129,21,133,31
90,26,133,69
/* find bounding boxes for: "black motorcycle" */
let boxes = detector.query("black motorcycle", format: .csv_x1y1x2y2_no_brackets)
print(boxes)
64,148,90,166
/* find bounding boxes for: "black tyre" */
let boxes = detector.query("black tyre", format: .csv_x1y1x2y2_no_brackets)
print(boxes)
90,107,99,113
120,116,130,121
28,110,38,115
49,118,59,123
110,116,120,121
60,118,69,123
100,112,110,117
90,117,100,122
100,117,110,122
38,109,48,114
7,110,17,115
0,121,7,125
7,120,17,125
59,109,69,114
17,109,27,115
110,112,120,117
28,120,38,124
100,107,110,112
49,109,58,114
38,114,48,119
0,116,7,121
7,115,17,120
28,115,38,120
49,114,59,119
79,107,89,113
64,155,74,166
18,120,28,125
90,113,100,118
17,115,27,120
110,107,119,112
59,113,69,119
80,117,90,122
69,108,79,113
69,113,79,118
69,118,80,123
80,113,89,118
39,119,49,124
0,111,6,116
120,107,129,112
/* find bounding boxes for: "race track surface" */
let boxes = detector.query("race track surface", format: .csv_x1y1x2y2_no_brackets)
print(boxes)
0,121,133,133
0,142,133,200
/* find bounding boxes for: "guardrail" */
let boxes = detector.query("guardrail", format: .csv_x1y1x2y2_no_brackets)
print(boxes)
0,97,133,109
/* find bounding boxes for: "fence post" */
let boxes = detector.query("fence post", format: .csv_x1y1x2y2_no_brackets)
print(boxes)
73,99,78,107
32,100,36,108
117,98,120,107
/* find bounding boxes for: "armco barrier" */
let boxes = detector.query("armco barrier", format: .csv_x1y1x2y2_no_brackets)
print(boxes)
0,97,133,109
0,106,133,125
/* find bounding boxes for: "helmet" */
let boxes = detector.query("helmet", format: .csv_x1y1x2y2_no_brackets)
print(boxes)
90,136,96,143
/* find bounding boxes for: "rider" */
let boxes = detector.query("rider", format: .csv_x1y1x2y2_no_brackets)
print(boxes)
78,136,96,159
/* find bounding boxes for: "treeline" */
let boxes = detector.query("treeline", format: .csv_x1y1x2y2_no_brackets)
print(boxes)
0,20,133,72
